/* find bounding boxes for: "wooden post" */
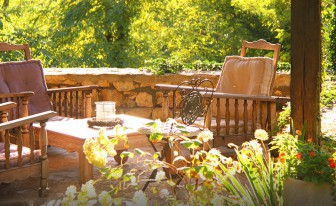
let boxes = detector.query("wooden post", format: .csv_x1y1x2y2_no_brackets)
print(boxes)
291,0,321,142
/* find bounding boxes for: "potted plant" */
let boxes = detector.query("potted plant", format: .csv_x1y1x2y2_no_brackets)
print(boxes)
271,129,336,206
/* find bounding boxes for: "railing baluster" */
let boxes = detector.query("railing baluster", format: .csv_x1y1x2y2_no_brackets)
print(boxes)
64,91,68,117
52,92,57,111
58,92,62,116
234,99,239,134
252,100,257,131
76,91,79,119
70,91,73,117
216,98,221,136
225,98,230,135
243,100,248,135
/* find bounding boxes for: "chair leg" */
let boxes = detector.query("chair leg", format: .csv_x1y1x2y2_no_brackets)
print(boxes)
39,156,49,197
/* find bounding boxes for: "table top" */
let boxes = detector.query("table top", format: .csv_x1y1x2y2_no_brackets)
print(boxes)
40,114,152,140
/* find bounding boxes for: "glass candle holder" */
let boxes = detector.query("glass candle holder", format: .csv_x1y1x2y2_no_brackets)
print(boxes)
95,101,116,121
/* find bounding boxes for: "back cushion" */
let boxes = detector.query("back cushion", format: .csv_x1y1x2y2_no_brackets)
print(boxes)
0,60,52,115
214,56,274,119
0,68,10,93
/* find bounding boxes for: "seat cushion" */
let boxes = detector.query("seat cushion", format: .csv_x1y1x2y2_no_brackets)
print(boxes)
214,56,274,119
0,142,41,169
0,60,52,115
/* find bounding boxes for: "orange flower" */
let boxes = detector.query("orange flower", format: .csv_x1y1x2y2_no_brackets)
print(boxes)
309,151,315,157
307,137,313,143
279,152,285,157
328,158,335,168
296,152,303,160
279,157,285,163
296,130,302,136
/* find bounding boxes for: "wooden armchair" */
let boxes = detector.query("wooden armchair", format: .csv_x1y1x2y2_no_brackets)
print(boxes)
0,102,56,196
155,39,290,149
0,43,98,145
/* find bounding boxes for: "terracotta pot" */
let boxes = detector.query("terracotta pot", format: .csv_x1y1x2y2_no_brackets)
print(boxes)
283,178,334,206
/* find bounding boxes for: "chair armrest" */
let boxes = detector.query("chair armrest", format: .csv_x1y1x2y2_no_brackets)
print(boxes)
0,111,56,131
0,91,34,99
47,85,99,93
0,102,17,112
204,92,290,103
0,92,34,118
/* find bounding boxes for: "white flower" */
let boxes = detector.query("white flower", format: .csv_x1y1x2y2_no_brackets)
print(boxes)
81,180,97,199
208,148,221,157
98,191,112,206
155,170,166,182
130,176,137,184
248,140,263,155
197,129,213,142
65,185,77,199
254,129,269,141
132,190,148,206
159,189,170,198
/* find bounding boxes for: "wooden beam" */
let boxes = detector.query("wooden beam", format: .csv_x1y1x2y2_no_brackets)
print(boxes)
291,0,321,142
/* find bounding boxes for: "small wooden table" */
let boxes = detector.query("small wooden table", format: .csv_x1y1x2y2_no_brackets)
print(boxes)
36,114,151,185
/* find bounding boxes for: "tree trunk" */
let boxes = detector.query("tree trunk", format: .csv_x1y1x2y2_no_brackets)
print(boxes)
291,0,321,143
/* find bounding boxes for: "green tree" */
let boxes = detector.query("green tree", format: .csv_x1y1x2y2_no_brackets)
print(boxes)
48,0,141,68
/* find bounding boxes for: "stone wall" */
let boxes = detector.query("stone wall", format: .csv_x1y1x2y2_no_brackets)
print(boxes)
44,68,290,119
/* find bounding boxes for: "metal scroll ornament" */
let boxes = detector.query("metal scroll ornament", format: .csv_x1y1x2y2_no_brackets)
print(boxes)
180,91,203,125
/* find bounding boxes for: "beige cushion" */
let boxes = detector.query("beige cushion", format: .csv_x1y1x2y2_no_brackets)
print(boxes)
213,56,274,119
0,60,52,115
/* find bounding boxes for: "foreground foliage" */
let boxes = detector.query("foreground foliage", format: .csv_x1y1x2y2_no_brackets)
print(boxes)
45,121,286,206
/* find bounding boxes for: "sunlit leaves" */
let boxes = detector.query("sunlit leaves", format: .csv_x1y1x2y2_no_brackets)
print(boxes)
180,139,202,149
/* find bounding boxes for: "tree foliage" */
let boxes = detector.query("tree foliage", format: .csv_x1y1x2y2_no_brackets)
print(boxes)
0,0,334,71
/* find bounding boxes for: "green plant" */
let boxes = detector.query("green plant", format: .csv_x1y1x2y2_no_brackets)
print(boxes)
46,119,285,206
273,103,291,135
271,130,336,184
143,58,184,75
320,78,336,108
277,62,291,72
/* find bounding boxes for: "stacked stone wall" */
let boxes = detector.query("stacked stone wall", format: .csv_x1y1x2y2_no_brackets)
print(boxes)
44,68,290,119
